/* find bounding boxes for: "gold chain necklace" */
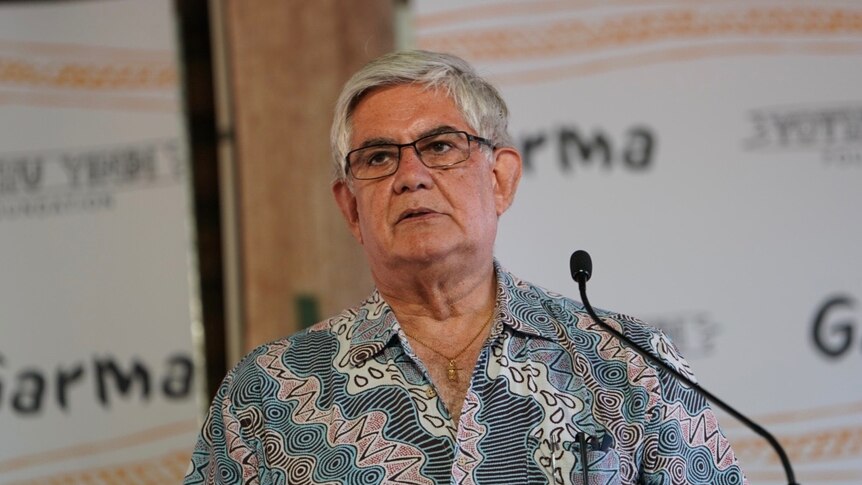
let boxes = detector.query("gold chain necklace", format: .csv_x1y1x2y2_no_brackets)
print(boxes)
402,311,495,383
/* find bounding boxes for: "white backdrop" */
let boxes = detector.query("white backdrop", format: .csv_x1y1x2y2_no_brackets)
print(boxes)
0,1,198,483
413,1,862,483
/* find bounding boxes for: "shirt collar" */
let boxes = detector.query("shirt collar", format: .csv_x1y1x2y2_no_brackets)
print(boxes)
344,260,561,366
494,261,566,340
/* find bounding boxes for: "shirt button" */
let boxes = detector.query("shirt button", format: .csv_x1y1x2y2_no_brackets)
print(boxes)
425,388,437,398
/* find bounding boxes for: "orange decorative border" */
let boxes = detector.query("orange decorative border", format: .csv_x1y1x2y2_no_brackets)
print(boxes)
418,6,862,58
495,41,861,84
0,40,178,111
721,401,862,481
6,449,191,485
417,6,862,84
0,418,198,474
732,425,862,464
0,58,176,91
416,0,747,29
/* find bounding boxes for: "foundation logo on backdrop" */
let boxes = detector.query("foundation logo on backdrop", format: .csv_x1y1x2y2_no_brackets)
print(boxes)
0,138,185,219
811,293,859,359
0,351,194,415
518,124,657,175
743,103,862,166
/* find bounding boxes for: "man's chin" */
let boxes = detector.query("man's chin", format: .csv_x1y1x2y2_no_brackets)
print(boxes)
391,243,485,269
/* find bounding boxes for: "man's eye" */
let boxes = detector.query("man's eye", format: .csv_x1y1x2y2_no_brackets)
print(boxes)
365,150,395,166
431,141,452,153
423,141,453,155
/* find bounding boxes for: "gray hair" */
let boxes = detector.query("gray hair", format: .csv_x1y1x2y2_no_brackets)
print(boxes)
330,50,513,181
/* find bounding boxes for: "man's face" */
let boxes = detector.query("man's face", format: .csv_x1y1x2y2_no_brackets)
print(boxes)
332,84,521,275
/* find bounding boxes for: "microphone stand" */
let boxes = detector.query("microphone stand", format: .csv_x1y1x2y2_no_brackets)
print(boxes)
572,255,799,485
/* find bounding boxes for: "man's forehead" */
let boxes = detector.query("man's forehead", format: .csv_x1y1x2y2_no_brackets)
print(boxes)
354,125,463,148
348,84,471,145
353,82,443,108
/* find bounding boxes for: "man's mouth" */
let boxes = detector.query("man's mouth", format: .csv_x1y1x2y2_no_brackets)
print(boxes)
397,208,437,223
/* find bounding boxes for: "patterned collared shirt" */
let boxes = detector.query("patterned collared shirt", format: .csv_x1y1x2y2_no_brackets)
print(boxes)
185,263,746,484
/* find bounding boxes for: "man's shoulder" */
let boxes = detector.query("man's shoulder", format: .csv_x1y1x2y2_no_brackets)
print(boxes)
223,305,363,383
505,269,584,312
268,305,362,353
502,266,666,343
503,267,697,383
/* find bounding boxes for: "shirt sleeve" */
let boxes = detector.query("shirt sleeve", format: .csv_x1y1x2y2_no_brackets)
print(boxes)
638,330,748,485
184,353,264,485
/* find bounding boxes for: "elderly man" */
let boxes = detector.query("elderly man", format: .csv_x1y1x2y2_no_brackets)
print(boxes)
185,50,746,484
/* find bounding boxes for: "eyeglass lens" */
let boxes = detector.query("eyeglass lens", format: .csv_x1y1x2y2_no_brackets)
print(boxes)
348,131,473,179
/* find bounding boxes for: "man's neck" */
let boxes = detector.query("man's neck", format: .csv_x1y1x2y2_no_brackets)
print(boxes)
373,256,497,329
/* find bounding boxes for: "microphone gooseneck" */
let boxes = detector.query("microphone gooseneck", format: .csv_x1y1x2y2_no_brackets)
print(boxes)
569,250,799,485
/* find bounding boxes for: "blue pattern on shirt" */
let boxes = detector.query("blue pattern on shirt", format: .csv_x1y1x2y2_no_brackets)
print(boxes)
185,262,746,484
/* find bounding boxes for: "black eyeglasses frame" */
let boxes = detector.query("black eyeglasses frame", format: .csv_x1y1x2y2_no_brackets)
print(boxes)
344,130,495,180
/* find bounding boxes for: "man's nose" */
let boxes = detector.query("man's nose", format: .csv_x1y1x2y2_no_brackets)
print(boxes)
392,144,434,193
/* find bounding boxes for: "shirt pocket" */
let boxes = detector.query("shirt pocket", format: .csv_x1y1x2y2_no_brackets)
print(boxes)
535,441,623,485
567,447,622,485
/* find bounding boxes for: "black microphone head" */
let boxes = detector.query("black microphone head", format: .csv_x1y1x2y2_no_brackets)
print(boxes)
570,250,592,283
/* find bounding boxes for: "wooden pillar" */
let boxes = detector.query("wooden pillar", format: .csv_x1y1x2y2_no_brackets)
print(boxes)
217,0,393,355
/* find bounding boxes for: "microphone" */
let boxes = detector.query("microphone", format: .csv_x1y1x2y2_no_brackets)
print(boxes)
569,250,799,485
569,250,592,283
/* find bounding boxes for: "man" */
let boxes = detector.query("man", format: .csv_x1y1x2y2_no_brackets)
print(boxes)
185,50,746,484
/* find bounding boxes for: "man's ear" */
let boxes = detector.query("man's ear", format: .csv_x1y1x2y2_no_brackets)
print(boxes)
332,180,363,244
490,147,522,216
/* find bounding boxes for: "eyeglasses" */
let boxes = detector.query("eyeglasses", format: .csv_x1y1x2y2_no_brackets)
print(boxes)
345,130,494,180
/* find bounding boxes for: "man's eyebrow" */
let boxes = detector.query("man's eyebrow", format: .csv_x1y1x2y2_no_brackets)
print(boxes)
356,136,397,149
354,125,462,149
416,125,460,139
